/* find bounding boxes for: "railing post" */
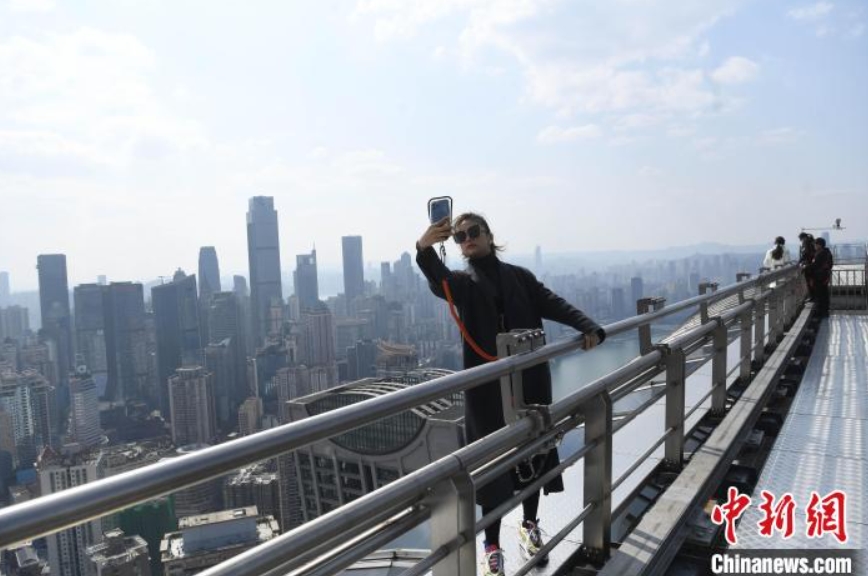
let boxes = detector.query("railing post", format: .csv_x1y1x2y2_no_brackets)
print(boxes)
699,282,719,324
662,346,686,468
429,472,476,576
711,319,727,416
754,289,766,365
496,329,545,425
581,391,612,565
737,274,754,382
769,283,782,343
636,297,665,355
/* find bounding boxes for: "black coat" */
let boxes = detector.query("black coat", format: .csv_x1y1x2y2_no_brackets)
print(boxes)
416,246,604,508
807,247,834,284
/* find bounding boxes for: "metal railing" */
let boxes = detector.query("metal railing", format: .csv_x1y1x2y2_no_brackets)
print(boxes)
830,243,868,311
0,265,807,576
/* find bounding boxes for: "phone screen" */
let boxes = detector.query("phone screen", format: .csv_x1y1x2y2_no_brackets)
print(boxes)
429,198,451,224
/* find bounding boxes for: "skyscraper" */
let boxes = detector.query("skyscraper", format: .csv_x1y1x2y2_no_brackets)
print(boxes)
206,292,247,422
204,339,237,433
73,284,108,393
0,370,54,468
246,197,283,347
0,271,10,305
341,236,364,311
38,446,103,576
37,254,73,382
152,271,201,416
69,369,103,448
0,306,30,342
103,282,148,403
300,302,336,367
630,277,644,311
294,250,319,313
197,247,221,299
168,366,216,447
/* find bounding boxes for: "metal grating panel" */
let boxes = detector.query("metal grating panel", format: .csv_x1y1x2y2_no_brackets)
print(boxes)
734,314,868,550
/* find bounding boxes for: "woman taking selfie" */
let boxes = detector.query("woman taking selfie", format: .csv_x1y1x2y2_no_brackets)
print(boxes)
416,212,606,576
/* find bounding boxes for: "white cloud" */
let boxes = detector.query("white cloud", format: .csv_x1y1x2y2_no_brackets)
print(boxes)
0,27,206,172
536,124,602,144
710,56,759,84
6,0,55,13
848,22,865,37
357,3,749,116
787,2,834,21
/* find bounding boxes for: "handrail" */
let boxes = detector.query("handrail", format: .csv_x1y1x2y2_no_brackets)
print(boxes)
0,264,803,571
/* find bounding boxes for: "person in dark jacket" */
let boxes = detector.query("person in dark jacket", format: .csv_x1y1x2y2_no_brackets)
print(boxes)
416,212,606,576
806,237,834,318
798,232,817,301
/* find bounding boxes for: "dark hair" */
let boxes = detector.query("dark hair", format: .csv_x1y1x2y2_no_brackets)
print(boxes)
798,232,808,240
815,237,826,247
771,236,785,260
453,212,505,254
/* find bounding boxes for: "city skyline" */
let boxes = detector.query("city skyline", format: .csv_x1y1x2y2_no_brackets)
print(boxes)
1,1,866,289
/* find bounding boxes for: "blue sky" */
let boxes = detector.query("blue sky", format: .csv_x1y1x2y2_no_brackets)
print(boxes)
1,0,866,289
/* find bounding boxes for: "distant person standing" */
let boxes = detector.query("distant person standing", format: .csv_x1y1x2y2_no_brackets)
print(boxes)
806,237,834,318
762,236,792,270
798,232,817,301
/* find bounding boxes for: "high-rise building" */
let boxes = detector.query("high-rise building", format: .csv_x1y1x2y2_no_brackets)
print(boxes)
379,262,393,300
0,370,54,468
630,276,644,312
294,250,319,313
38,446,103,576
281,371,461,528
341,236,365,312
85,528,151,576
0,271,10,305
97,275,107,286
246,197,283,347
611,287,627,321
74,283,148,402
198,247,221,349
224,465,281,523
151,271,201,416
203,339,237,433
37,254,73,382
534,246,543,274
0,305,30,342
231,276,252,358
300,302,336,367
167,366,216,447
69,369,103,448
346,340,377,381
233,275,248,298
104,283,148,403
207,292,246,405
197,247,221,299
74,284,109,393
237,396,262,436
160,507,279,575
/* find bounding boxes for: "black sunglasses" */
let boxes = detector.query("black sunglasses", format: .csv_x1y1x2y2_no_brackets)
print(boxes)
453,224,483,244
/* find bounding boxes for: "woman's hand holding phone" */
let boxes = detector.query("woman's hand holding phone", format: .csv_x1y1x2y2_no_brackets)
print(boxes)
417,217,452,250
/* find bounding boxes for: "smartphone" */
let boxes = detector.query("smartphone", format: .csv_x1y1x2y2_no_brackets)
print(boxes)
428,196,452,224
